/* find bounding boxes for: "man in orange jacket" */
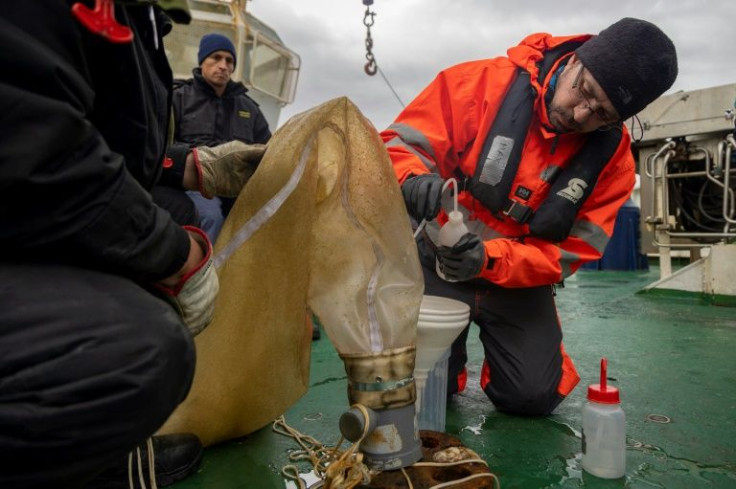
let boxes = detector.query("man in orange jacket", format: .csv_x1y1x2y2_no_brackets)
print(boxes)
382,18,677,415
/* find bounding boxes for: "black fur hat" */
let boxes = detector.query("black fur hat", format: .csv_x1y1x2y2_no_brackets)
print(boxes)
576,18,678,120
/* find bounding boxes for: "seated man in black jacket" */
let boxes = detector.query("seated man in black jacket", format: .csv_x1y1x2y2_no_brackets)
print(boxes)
174,33,272,242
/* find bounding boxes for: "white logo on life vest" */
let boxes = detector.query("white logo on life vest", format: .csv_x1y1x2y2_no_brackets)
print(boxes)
557,178,588,203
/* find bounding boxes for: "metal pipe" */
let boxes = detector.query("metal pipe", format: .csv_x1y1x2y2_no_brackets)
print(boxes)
646,141,676,278
661,150,675,228
650,139,735,265
656,230,672,277
646,141,676,227
645,140,676,178
658,143,735,240
661,169,736,179
710,138,735,229
644,152,657,179
646,137,736,277
651,238,728,248
723,134,736,224
655,232,734,241
683,146,722,232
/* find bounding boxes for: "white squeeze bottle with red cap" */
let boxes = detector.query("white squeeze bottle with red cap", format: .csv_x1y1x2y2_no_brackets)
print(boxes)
435,179,468,282
581,357,626,479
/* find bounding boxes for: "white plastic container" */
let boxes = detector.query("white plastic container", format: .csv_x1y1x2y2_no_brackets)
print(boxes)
425,178,470,283
435,210,469,282
581,358,626,479
414,296,469,432
417,348,450,432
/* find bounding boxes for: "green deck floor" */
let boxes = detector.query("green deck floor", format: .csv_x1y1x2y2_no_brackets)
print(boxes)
173,266,736,489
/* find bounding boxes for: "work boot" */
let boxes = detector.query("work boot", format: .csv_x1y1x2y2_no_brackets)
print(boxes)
87,433,203,488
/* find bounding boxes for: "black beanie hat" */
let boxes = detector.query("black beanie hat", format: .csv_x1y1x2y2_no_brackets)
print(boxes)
198,33,237,67
575,18,678,120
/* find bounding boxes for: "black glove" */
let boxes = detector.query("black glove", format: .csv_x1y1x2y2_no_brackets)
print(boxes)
436,233,488,282
401,173,444,222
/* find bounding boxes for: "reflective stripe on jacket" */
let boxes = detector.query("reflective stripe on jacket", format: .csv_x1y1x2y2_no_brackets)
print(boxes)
381,32,635,288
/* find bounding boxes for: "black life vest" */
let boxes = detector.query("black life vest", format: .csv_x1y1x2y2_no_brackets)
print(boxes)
465,41,623,243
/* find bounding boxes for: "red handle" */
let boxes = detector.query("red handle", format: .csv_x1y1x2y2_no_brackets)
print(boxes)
71,0,134,44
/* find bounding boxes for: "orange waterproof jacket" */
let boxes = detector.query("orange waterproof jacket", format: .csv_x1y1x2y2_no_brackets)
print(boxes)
381,33,636,288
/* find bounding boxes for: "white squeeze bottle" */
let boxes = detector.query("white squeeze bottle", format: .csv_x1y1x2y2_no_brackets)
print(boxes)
435,178,468,282
582,357,626,479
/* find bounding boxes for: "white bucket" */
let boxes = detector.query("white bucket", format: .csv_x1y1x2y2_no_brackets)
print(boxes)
415,295,470,432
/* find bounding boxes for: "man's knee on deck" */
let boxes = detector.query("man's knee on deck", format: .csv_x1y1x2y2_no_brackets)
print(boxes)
482,378,562,416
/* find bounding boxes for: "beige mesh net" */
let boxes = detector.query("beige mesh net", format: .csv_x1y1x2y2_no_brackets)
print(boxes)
160,97,423,446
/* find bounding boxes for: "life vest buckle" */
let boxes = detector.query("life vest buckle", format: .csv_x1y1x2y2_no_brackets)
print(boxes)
503,200,534,223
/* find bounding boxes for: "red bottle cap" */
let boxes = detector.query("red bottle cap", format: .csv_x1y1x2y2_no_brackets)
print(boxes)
587,357,620,404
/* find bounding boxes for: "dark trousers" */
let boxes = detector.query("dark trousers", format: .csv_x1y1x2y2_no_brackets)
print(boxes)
0,262,195,488
418,238,569,416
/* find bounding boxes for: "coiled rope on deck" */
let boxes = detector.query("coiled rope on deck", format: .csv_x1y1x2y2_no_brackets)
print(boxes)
274,409,501,489
273,404,374,489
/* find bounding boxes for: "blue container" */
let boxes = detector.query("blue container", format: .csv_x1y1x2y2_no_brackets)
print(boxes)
582,199,648,271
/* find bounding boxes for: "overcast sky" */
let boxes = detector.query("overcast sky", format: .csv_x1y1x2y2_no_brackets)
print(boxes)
247,0,736,131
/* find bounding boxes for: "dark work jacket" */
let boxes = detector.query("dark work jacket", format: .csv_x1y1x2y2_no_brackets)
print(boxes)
0,1,189,281
173,69,271,147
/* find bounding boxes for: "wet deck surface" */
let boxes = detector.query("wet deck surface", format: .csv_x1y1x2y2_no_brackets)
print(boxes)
174,266,736,488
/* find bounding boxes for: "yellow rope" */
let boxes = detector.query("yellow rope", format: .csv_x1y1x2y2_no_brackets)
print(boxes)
281,465,307,489
427,472,500,489
273,410,501,489
273,405,375,489
400,467,414,489
413,458,500,489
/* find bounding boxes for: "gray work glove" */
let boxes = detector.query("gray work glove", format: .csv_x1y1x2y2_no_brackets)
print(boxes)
401,173,444,222
436,233,489,282
193,140,267,198
155,227,219,336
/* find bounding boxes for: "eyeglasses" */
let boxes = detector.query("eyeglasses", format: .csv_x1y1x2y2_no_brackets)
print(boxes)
570,65,620,127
